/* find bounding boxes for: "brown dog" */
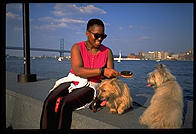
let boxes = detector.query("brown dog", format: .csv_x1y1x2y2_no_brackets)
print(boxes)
139,64,184,128
97,78,133,114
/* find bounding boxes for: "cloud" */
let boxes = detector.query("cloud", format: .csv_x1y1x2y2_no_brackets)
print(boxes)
79,5,106,14
38,16,56,22
32,4,106,31
57,18,86,24
53,3,106,16
139,26,152,30
6,11,22,32
33,22,68,31
119,26,123,30
6,4,22,21
6,12,20,19
128,25,134,30
14,26,23,31
119,25,134,31
39,16,86,24
139,36,152,40
36,16,86,30
6,3,22,12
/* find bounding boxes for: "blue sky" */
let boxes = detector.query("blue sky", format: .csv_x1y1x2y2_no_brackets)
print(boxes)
6,3,193,57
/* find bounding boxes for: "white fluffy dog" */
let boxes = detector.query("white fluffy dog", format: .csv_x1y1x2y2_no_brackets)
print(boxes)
139,64,184,128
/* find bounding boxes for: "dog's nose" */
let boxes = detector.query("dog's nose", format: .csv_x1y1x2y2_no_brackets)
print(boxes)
97,95,104,100
97,94,101,99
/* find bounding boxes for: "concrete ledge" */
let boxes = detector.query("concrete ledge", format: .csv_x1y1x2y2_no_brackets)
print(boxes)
71,111,119,129
6,89,119,129
6,89,42,129
5,71,193,129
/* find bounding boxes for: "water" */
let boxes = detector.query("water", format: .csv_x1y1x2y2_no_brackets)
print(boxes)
6,57,193,102
115,60,193,102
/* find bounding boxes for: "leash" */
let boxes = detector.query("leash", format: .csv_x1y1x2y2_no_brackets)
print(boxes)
132,101,147,108
89,99,147,113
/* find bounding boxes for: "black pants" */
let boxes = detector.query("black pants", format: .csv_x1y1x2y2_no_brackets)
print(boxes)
40,82,94,129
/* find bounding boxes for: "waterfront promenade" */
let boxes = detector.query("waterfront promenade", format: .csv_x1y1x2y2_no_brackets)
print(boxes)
6,71,193,129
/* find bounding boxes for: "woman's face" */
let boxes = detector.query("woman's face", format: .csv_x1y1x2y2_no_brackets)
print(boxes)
86,25,106,48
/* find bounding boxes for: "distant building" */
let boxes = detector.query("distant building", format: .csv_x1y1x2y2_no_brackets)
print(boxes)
138,51,145,59
154,51,161,60
178,49,193,61
164,52,171,60
142,51,156,60
133,49,193,61
171,54,179,60
127,53,137,58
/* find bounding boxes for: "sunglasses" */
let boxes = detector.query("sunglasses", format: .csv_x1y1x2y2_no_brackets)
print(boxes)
88,31,107,40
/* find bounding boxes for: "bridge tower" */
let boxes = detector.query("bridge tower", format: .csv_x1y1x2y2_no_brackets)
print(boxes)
60,38,64,57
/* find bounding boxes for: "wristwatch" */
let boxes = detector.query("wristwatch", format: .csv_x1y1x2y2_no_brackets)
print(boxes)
100,67,105,76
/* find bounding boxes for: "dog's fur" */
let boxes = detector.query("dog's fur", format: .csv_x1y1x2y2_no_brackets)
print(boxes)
139,64,184,128
97,78,133,114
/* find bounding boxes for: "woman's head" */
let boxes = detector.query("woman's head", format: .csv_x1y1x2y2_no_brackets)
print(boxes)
86,18,107,48
86,18,105,31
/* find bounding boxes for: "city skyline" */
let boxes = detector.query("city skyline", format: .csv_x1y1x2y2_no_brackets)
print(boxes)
6,47,193,58
6,3,193,56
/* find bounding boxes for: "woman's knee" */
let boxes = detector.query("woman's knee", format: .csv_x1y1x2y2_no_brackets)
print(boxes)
43,94,56,108
84,87,94,98
43,98,51,109
45,82,71,102
51,82,71,96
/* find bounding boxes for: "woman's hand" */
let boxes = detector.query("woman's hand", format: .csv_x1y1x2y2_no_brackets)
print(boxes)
103,68,120,78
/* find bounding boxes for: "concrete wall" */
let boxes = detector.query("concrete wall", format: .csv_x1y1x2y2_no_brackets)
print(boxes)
6,90,42,129
6,89,118,129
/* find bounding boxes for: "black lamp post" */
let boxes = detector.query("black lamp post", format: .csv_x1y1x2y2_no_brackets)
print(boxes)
17,3,36,82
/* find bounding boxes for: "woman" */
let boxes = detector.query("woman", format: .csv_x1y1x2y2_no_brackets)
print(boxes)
40,18,119,129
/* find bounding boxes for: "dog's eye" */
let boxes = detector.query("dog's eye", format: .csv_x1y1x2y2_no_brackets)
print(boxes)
102,89,106,92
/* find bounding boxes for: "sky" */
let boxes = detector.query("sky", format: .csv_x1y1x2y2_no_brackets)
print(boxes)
6,3,193,57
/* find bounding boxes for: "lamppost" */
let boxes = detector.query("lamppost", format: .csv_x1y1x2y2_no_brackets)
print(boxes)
17,3,36,82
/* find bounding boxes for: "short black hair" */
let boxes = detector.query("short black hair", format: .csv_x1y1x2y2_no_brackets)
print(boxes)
86,18,105,31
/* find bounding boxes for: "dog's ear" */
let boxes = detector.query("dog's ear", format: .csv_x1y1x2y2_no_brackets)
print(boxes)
110,80,121,96
156,64,176,84
156,64,166,70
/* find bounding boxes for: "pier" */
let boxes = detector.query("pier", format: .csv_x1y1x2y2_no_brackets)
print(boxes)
6,71,193,129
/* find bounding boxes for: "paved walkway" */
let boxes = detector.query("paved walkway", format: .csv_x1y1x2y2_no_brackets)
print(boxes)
6,71,193,129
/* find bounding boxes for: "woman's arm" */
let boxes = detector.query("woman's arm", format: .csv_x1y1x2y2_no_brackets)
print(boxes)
106,48,114,69
103,48,119,78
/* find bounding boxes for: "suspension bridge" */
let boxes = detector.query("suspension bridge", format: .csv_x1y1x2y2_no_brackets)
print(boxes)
6,39,70,57
6,39,121,58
